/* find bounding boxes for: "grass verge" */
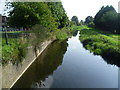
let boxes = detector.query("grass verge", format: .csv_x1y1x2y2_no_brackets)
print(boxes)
1,38,28,64
79,29,120,61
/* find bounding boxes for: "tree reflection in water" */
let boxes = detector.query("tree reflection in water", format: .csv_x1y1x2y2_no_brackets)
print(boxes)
12,40,68,88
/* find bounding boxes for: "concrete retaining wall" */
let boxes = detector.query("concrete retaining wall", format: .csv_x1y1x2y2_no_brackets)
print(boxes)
2,39,55,88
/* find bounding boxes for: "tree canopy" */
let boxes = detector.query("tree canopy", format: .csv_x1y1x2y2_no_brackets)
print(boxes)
94,5,118,33
8,2,69,31
47,2,69,29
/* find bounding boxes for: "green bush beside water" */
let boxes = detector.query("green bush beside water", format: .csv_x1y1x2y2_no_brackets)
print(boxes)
79,29,120,60
1,38,28,64
1,25,50,64
55,27,73,40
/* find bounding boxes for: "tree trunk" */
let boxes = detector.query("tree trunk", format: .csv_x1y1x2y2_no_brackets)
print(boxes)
5,30,8,45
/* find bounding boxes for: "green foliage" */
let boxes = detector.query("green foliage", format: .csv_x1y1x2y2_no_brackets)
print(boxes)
94,5,118,33
47,2,69,29
3,1,70,64
2,38,28,64
71,25,91,31
7,2,70,30
8,2,57,31
79,29,120,59
55,28,71,40
30,24,51,47
85,16,94,27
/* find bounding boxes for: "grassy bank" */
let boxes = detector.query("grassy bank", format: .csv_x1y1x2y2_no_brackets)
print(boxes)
1,25,50,64
70,25,90,31
79,29,120,61
1,25,72,64
55,27,73,40
91,28,120,41
2,38,28,64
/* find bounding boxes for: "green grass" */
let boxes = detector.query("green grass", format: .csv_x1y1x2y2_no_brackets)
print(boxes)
55,27,72,40
1,38,28,64
70,25,91,31
109,34,120,40
0,31,24,34
91,28,120,40
56,32,68,40
79,29,120,60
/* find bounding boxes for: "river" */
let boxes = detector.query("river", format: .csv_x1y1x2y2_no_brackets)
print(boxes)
12,31,118,88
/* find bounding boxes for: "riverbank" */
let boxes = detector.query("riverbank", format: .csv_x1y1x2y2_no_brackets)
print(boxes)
2,37,56,88
79,28,120,63
2,26,72,88
1,26,72,65
70,25,120,66
11,31,118,88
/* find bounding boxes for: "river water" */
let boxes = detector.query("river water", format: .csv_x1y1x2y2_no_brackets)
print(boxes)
12,31,118,88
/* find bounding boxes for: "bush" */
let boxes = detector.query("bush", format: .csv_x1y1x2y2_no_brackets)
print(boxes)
2,38,28,64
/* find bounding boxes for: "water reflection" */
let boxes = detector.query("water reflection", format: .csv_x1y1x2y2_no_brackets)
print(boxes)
12,40,68,88
72,30,78,37
12,32,118,88
101,55,120,67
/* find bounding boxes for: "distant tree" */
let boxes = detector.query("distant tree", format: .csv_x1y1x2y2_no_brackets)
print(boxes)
79,20,85,26
94,5,118,33
71,16,79,26
85,16,94,27
85,16,94,24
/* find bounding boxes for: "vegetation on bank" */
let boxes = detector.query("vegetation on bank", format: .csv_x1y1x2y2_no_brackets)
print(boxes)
91,28,120,40
2,2,71,64
2,26,72,64
1,38,28,64
3,1,120,65
70,25,90,31
83,6,119,34
79,28,120,60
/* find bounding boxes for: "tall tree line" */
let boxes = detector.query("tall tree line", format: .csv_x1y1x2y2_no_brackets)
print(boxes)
84,5,119,34
7,2,69,31
94,5,119,33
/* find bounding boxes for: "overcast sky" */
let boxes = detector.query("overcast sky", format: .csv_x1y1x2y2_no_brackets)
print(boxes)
61,0,119,21
0,0,119,21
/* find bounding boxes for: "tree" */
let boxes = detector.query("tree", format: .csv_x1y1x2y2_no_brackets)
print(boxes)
85,16,94,24
79,20,85,26
71,16,79,26
47,2,69,29
94,5,118,33
8,2,57,31
85,16,94,27
100,11,117,32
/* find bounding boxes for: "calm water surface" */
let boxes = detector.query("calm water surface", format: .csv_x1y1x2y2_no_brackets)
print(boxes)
12,32,118,88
